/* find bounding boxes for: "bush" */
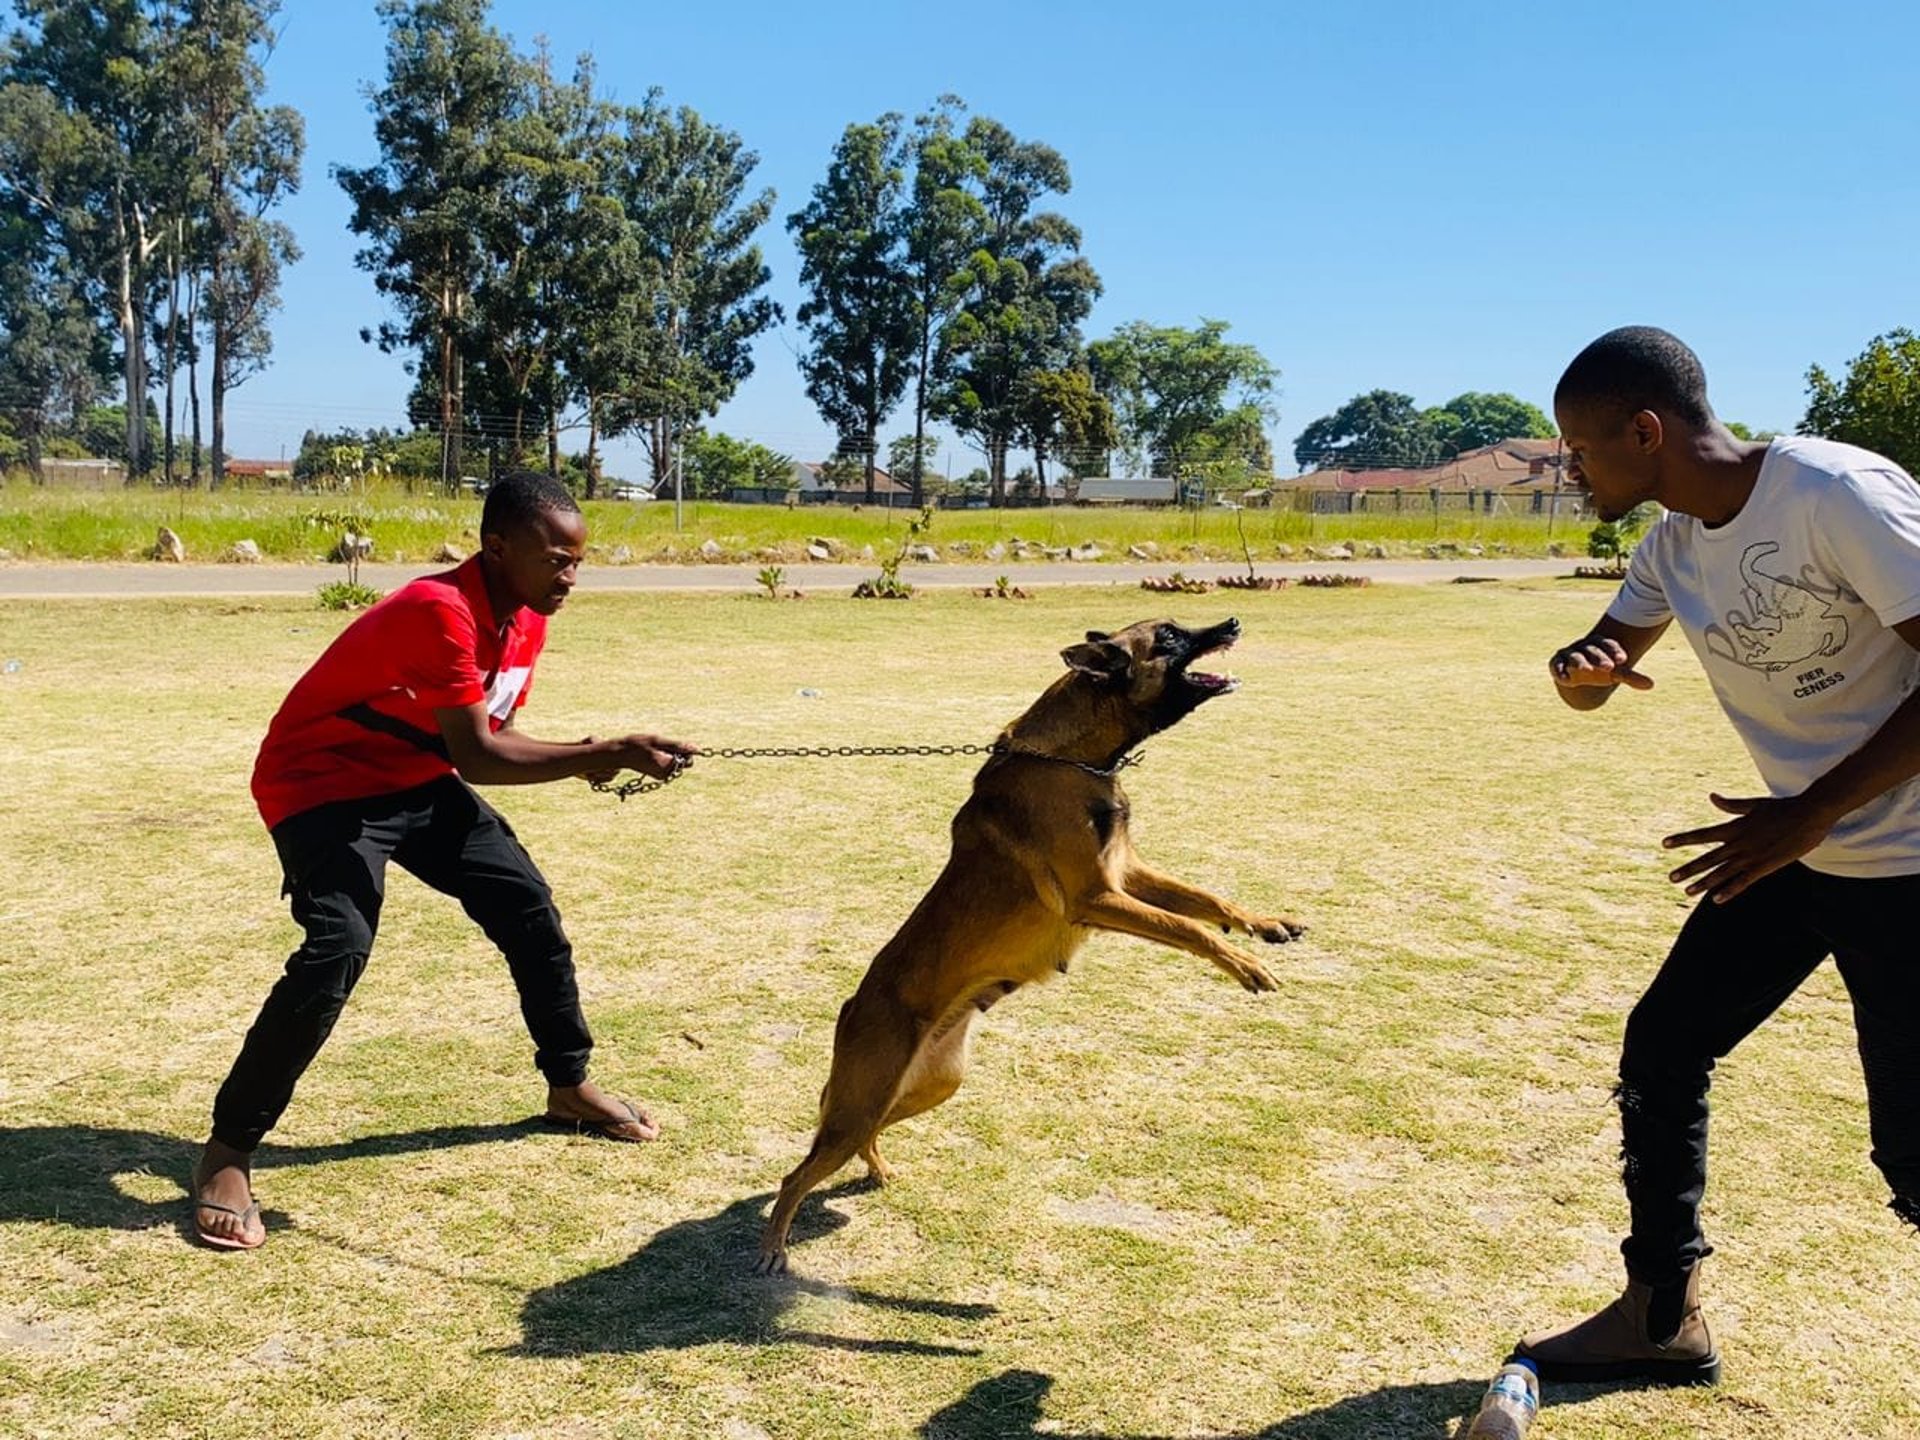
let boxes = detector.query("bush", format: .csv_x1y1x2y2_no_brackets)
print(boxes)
316,581,383,611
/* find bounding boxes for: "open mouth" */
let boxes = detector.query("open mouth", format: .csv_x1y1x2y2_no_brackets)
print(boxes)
1179,625,1241,694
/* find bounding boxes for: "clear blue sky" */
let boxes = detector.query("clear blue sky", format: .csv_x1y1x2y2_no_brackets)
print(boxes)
230,0,1920,479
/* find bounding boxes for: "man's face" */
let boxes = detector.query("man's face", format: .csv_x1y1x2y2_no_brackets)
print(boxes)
1556,399,1662,523
489,506,586,616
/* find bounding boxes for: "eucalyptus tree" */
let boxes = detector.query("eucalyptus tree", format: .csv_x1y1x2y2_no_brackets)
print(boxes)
934,115,1099,503
606,91,779,491
788,112,916,503
169,0,301,486
338,0,518,488
1,0,174,474
896,96,985,504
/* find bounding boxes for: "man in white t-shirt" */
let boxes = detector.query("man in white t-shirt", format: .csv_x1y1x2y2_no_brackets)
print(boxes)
1513,327,1920,1385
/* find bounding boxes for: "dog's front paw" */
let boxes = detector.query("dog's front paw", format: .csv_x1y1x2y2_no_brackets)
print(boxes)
1220,949,1279,993
1251,914,1307,945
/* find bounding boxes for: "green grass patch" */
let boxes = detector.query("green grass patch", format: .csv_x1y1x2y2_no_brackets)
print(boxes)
0,475,1588,565
0,583,1914,1438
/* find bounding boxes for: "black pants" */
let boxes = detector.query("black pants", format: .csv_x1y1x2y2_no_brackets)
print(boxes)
1617,861,1920,1286
210,777,592,1152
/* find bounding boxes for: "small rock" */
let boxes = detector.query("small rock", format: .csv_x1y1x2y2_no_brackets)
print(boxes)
1548,542,1567,557
1465,544,1485,557
858,544,875,560
1273,543,1294,558
608,545,632,565
1364,543,1387,559
699,539,722,559
1127,542,1160,560
905,544,939,563
431,542,466,563
806,543,832,561
223,539,261,564
986,542,1006,561
1071,542,1102,560
152,526,186,562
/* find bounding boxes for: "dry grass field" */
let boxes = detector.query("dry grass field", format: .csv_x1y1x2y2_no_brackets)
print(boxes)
0,579,1914,1439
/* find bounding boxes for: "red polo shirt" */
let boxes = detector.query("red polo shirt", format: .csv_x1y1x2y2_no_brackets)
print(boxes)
251,557,548,829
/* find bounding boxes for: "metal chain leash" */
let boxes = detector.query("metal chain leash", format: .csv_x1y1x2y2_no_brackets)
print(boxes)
589,740,1142,801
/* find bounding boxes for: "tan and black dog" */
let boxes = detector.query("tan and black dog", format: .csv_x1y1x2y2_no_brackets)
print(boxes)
758,616,1304,1272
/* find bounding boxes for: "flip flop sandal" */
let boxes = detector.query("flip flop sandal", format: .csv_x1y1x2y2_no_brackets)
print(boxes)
540,1098,657,1143
193,1197,265,1251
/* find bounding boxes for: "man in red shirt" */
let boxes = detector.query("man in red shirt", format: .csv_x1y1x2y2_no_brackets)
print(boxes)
192,470,695,1250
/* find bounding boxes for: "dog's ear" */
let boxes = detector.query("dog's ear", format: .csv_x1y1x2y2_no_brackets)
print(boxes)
1084,630,1110,643
1061,638,1130,681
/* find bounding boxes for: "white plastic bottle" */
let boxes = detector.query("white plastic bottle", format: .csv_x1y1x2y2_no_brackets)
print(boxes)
1464,1359,1539,1439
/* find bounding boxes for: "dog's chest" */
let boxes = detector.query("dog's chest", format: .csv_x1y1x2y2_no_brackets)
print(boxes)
1089,797,1131,852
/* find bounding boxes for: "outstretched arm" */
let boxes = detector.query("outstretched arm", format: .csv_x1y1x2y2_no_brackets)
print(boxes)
435,702,697,786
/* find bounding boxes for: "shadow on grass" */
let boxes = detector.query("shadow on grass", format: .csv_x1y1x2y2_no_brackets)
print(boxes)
0,1120,546,1236
920,1368,1482,1439
514,1184,996,1359
919,1367,1659,1439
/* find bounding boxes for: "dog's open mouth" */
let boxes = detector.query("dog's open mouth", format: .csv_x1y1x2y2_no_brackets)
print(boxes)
1179,629,1241,694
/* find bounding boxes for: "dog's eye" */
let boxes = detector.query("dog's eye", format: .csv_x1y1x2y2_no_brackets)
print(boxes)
1153,624,1180,653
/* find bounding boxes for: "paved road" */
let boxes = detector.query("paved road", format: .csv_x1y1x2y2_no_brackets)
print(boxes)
0,556,1584,598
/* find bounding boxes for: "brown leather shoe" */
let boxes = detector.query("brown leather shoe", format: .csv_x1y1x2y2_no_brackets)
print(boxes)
1514,1264,1720,1385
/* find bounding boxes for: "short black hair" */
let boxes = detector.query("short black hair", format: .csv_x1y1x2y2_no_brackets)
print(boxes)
480,469,581,540
1554,326,1713,429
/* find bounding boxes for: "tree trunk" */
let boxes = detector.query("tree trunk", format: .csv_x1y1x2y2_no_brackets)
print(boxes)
864,425,877,505
113,194,142,482
990,436,1007,506
584,394,600,499
186,270,203,485
911,321,932,507
546,409,559,477
211,321,227,490
162,219,181,486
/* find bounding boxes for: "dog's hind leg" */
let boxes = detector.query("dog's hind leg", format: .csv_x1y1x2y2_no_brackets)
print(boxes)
758,996,922,1274
862,998,992,1181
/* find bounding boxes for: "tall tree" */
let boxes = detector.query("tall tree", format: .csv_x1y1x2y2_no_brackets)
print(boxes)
2,0,174,474
934,114,1099,503
0,203,111,476
897,96,985,505
1087,319,1275,478
338,0,518,489
1802,328,1920,473
173,0,301,486
788,113,916,503
608,91,779,492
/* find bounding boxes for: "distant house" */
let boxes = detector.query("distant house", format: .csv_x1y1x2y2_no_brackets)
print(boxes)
792,460,910,498
223,458,294,484
1072,476,1179,505
1285,437,1566,492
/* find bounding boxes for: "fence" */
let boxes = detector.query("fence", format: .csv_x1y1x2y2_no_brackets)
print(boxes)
1285,486,1590,519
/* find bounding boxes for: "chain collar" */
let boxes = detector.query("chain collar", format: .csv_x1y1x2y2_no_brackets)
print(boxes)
590,739,1143,801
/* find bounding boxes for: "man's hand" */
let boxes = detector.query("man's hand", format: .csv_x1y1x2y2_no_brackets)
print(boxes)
1662,792,1838,904
1549,636,1655,693
578,733,699,786
617,733,699,780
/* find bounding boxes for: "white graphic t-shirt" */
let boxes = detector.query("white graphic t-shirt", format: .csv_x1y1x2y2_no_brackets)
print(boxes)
1608,436,1920,876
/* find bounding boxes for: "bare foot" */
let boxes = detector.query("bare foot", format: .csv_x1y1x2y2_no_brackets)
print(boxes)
191,1140,265,1250
544,1080,661,1142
